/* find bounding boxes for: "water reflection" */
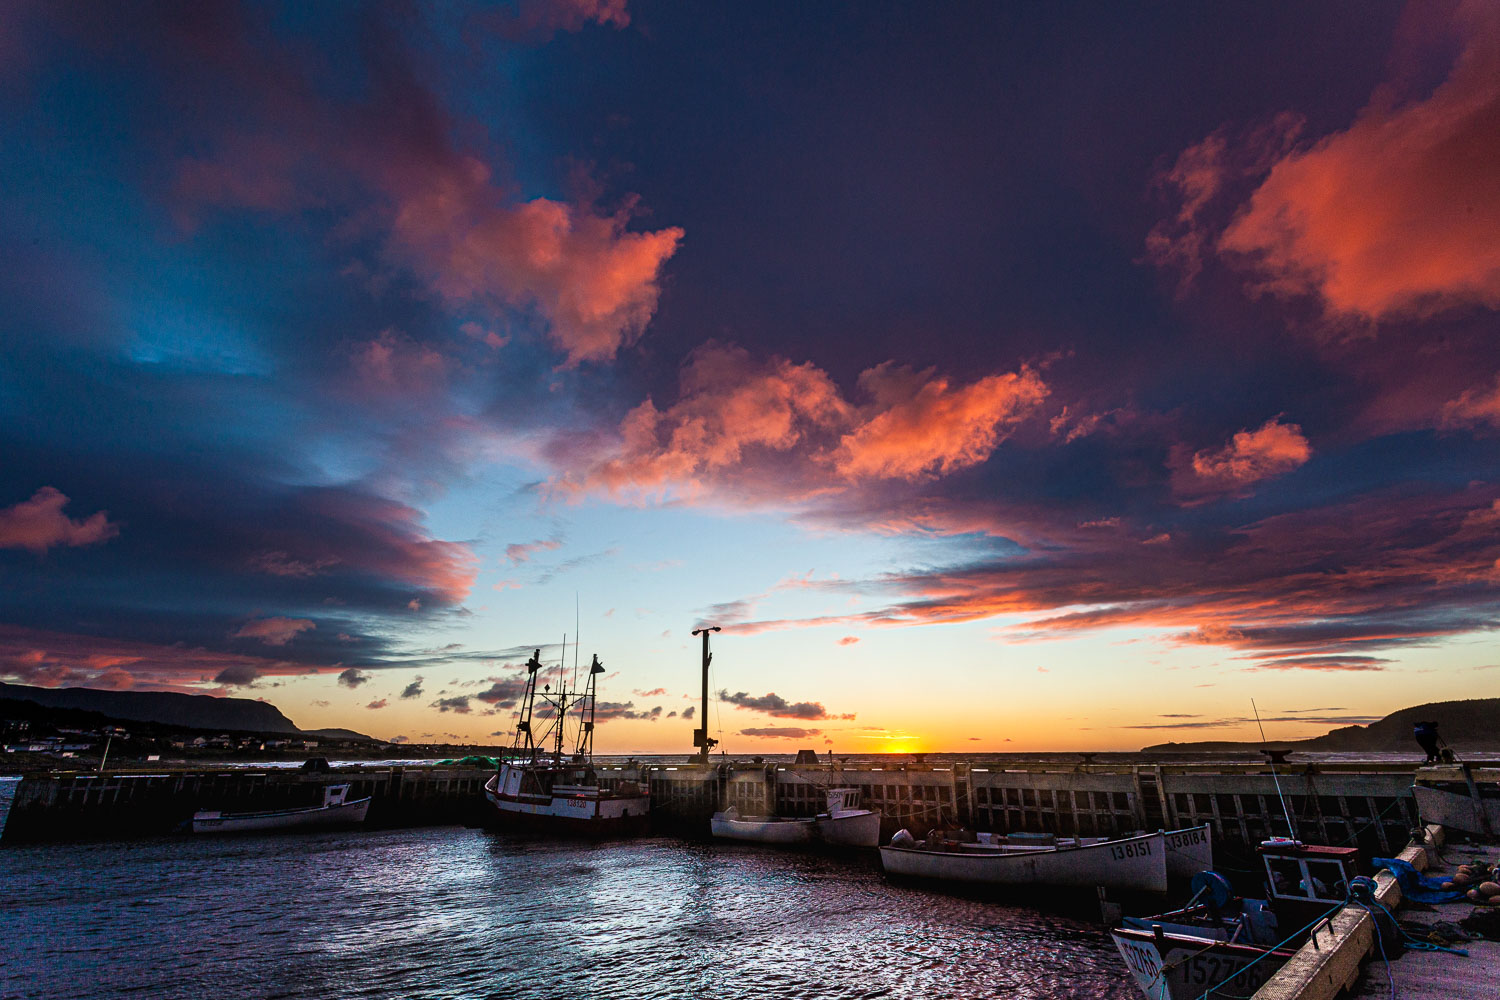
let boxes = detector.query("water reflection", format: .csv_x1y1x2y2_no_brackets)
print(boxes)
2,828,1134,1000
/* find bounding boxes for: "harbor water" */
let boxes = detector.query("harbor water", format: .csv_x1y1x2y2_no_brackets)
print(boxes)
2,826,1135,999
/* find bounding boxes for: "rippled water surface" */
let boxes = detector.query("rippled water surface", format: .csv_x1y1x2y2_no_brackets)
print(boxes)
2,827,1135,999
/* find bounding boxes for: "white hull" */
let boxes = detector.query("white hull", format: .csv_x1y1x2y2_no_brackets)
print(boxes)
1413,783,1500,835
1111,927,1289,1000
1163,824,1213,879
881,831,1168,892
711,807,881,848
484,771,650,835
817,810,881,847
711,814,814,843
192,796,370,834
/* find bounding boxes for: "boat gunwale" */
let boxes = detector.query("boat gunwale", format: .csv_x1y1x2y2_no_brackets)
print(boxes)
193,796,372,822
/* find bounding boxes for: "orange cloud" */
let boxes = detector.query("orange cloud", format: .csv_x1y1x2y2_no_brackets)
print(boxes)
0,487,119,554
833,364,1047,481
391,172,683,366
1159,2,1500,322
1172,418,1311,501
554,343,1045,502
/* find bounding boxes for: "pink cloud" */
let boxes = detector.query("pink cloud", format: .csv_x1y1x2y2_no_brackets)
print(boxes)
392,180,683,366
0,625,329,693
167,7,680,368
504,538,562,564
837,636,860,646
0,487,119,554
232,617,316,646
1442,375,1500,429
350,329,447,395
367,698,388,709
1171,418,1311,502
1156,2,1500,322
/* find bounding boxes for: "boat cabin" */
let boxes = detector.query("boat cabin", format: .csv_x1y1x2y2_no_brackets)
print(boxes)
323,784,353,807
1257,840,1359,930
821,788,862,815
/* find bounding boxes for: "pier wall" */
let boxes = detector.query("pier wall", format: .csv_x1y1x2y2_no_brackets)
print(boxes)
3,758,1421,850
642,760,1421,853
1,765,493,843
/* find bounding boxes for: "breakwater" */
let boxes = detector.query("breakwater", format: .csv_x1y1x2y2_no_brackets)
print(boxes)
0,765,494,842
3,756,1425,851
643,758,1421,854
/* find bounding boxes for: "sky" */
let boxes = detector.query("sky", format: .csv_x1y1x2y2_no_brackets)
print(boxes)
1,1,1497,752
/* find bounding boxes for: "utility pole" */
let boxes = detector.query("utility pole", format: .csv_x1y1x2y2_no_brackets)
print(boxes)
691,625,720,763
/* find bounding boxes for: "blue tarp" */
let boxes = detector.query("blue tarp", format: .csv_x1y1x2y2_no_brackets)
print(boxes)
1374,856,1469,903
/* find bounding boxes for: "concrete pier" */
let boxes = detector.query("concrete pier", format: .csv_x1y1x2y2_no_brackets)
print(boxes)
1,764,494,842
2,756,1435,848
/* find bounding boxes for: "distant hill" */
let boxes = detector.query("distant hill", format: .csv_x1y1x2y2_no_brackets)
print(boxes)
304,728,375,742
1144,698,1500,753
0,681,304,735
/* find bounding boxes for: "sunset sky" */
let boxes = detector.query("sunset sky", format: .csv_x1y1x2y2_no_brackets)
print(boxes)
2,1,1497,752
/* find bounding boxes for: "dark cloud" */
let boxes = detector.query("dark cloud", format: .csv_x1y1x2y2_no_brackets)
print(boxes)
740,727,822,739
431,696,471,713
475,677,527,709
338,668,370,688
401,676,425,699
213,664,262,687
719,689,854,721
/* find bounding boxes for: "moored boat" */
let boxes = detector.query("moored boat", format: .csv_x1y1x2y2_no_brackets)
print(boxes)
1163,823,1214,879
192,782,370,834
711,787,882,848
483,647,651,838
880,829,1169,893
1412,763,1500,836
1110,839,1360,1000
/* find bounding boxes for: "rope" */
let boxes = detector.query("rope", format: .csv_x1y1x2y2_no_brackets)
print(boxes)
1187,895,1348,1000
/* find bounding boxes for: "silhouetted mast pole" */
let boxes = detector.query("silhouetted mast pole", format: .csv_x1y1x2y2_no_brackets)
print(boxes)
691,625,720,762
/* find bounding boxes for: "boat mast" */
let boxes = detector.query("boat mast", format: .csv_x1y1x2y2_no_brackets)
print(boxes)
515,649,544,759
553,634,568,761
691,625,721,762
575,653,605,758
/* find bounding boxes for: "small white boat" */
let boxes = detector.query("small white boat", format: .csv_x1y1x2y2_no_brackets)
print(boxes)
816,788,882,847
1163,823,1213,879
1412,764,1500,836
711,788,882,848
880,829,1168,893
192,783,370,834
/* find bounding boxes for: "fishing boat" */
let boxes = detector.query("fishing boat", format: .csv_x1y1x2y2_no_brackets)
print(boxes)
482,647,651,837
1412,763,1500,836
1164,822,1214,879
192,782,370,834
711,787,882,848
880,828,1169,892
1110,839,1360,1000
688,627,883,848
